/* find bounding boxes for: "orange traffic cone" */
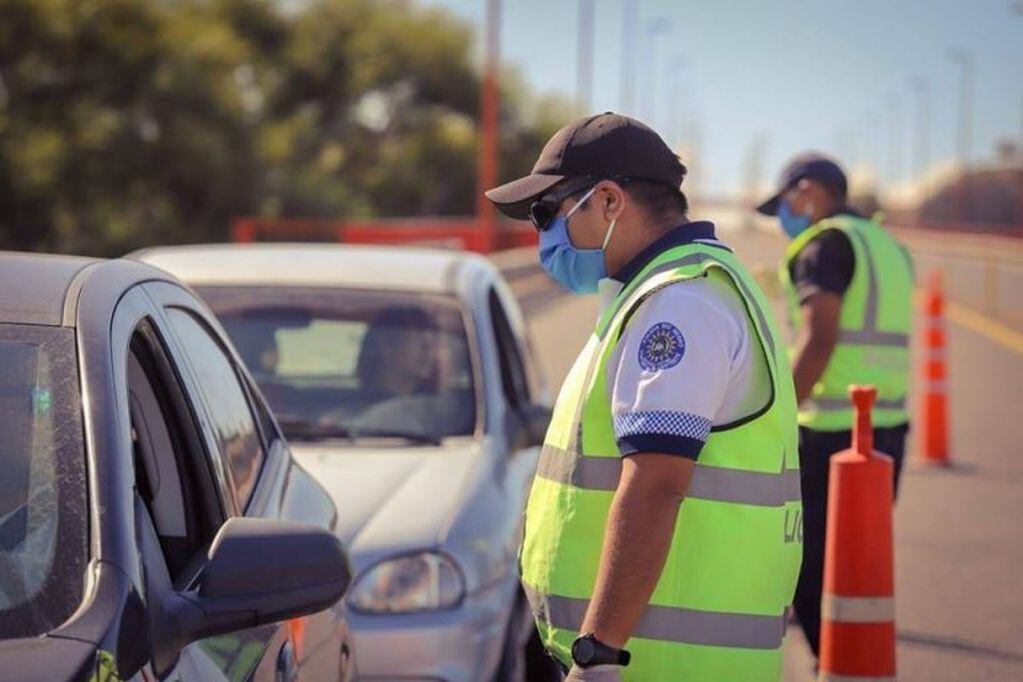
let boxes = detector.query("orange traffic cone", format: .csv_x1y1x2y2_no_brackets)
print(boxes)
818,386,896,682
920,272,950,465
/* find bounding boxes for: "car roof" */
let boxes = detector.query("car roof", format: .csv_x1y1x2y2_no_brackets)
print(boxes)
133,242,495,294
0,251,101,326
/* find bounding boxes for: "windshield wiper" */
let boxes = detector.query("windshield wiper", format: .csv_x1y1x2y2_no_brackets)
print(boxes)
276,416,353,442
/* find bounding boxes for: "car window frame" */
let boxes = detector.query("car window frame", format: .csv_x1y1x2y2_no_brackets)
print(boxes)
163,306,268,513
126,316,228,588
487,286,532,408
141,282,273,515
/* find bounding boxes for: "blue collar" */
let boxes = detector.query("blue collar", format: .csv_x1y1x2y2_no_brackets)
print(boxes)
611,220,725,286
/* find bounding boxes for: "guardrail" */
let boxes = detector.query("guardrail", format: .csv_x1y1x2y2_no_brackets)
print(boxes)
896,227,1023,331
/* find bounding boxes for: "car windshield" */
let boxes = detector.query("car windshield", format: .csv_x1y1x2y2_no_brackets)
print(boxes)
0,324,88,640
196,286,477,444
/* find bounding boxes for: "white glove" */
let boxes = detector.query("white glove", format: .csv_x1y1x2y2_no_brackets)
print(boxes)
564,664,623,681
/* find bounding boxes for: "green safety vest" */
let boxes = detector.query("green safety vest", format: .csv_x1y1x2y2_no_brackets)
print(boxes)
780,215,913,431
520,241,803,681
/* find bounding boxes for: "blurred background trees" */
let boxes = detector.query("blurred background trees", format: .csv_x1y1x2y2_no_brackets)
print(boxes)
0,0,569,255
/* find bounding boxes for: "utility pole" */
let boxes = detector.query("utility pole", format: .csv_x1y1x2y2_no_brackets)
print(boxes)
641,17,670,125
476,0,501,251
666,54,685,147
909,75,931,179
948,48,974,168
620,0,637,114
948,47,974,223
577,0,594,114
887,94,903,188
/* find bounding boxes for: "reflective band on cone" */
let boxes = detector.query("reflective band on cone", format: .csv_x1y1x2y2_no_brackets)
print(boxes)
822,595,896,623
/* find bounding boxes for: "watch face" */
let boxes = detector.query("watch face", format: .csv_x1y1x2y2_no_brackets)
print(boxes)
572,637,596,665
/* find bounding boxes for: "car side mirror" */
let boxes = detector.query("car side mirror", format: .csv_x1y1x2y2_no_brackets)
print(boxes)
148,517,351,676
507,403,552,450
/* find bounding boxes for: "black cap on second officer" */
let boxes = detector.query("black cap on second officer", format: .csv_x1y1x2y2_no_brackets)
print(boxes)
485,113,686,220
756,153,848,216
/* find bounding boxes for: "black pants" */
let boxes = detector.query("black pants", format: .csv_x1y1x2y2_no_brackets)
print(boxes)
792,423,908,658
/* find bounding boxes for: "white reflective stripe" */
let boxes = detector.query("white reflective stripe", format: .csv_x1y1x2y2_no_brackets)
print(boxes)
927,317,945,330
804,396,906,412
838,329,909,347
536,446,620,491
926,348,946,362
524,586,787,650
925,380,947,394
844,228,881,330
536,446,801,505
822,595,895,623
820,675,897,682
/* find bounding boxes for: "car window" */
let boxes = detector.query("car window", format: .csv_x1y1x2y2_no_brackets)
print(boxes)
195,286,477,444
164,308,266,510
0,324,87,640
128,321,221,585
488,288,530,407
127,320,275,680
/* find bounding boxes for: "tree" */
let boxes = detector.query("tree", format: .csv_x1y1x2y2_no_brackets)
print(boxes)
0,0,566,255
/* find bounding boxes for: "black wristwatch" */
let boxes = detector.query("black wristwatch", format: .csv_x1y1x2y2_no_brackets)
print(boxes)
571,633,631,668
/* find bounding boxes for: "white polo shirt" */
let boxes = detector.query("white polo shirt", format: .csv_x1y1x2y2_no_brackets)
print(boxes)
601,227,772,460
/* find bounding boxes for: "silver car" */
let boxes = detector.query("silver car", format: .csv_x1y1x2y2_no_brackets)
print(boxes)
136,244,558,681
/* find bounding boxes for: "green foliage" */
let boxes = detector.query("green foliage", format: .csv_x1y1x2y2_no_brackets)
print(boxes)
0,0,566,255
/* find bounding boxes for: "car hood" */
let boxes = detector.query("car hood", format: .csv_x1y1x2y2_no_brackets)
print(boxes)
289,440,484,569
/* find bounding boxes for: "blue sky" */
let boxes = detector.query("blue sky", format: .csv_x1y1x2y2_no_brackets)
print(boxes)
428,0,1023,197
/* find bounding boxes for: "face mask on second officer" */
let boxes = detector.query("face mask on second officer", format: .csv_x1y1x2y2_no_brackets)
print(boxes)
756,153,848,239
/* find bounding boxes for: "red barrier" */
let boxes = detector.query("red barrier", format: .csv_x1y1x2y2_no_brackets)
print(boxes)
230,216,537,254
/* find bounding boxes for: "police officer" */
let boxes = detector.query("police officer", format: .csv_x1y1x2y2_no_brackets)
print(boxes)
756,153,913,660
486,113,802,682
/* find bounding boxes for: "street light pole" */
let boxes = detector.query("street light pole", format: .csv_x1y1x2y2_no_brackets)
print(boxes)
887,93,903,187
948,48,974,168
476,0,501,251
909,75,931,179
948,47,974,223
642,18,670,126
620,0,637,114
577,0,594,113
667,54,685,146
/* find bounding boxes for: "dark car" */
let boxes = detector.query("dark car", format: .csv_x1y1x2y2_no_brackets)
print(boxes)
0,252,356,681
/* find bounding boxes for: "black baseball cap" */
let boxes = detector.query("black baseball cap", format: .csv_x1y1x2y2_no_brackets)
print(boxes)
485,113,686,220
756,153,848,216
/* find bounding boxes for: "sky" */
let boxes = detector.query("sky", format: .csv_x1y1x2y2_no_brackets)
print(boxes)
427,0,1023,198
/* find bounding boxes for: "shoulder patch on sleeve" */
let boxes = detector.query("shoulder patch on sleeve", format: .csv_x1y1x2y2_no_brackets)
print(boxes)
638,321,686,371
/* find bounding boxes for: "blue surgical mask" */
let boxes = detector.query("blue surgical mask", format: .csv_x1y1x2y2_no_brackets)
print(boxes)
539,187,618,294
778,199,813,239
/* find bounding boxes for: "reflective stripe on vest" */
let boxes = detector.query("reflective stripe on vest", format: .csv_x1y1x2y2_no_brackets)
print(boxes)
523,585,787,650
536,445,801,506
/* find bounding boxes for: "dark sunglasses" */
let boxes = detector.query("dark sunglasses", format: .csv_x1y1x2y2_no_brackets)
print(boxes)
528,177,600,232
